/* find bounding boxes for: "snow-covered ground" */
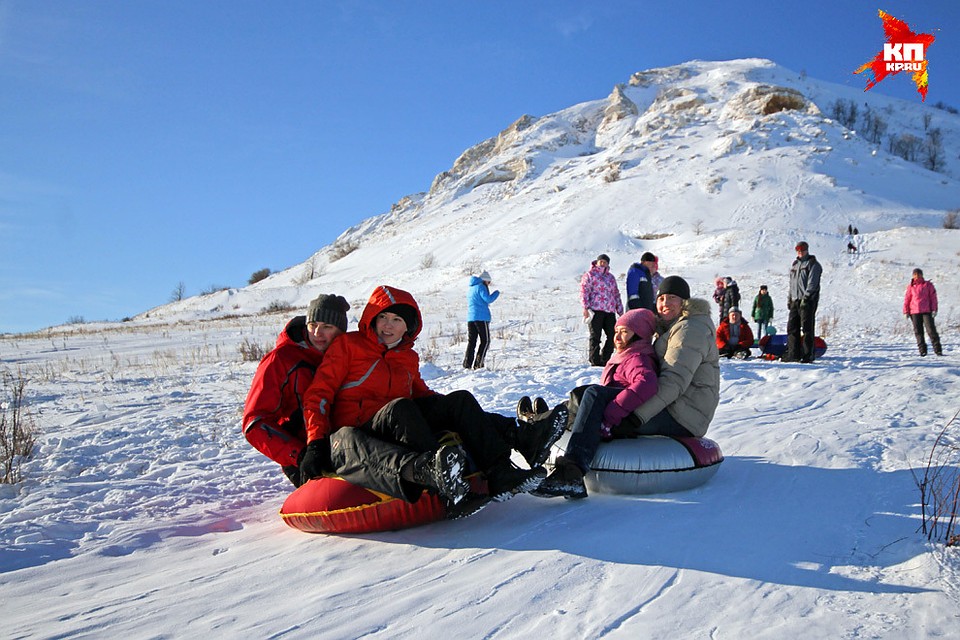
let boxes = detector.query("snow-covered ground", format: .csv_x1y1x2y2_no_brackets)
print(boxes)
2,59,959,638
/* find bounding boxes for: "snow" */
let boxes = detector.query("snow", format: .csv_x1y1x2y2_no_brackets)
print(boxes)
2,59,959,638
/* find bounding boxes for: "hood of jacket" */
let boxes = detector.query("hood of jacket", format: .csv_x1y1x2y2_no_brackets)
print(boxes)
358,285,424,343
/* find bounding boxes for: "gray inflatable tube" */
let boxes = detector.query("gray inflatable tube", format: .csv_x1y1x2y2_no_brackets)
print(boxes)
549,432,724,495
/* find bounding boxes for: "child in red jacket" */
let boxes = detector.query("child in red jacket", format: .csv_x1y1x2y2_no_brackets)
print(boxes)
716,307,755,359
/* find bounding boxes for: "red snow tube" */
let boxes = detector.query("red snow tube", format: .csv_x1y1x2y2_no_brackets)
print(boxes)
280,476,446,534
280,474,488,534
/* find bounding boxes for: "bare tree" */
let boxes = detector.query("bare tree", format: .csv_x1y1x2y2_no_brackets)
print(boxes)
169,281,186,302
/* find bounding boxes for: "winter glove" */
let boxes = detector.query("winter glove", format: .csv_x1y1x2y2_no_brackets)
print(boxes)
599,422,614,442
282,465,303,488
299,438,333,485
933,311,937,318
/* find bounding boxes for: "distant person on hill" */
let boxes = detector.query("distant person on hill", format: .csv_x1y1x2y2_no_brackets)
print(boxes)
783,241,823,363
463,270,500,369
300,285,567,508
629,276,720,438
532,309,659,500
712,277,726,322
580,254,623,366
716,307,754,359
720,277,741,321
625,252,658,311
242,293,350,487
650,255,664,294
903,268,942,357
751,284,774,339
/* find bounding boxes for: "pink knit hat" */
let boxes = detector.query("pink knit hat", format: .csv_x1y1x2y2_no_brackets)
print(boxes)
615,308,657,341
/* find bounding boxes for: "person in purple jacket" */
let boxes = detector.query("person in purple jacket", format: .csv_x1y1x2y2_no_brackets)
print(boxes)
903,268,942,356
533,308,659,499
580,254,624,366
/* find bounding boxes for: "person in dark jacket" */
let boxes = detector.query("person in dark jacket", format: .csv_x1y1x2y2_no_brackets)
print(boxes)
720,277,741,321
242,293,350,487
903,268,942,356
751,285,774,340
625,252,658,311
463,270,500,369
784,241,823,363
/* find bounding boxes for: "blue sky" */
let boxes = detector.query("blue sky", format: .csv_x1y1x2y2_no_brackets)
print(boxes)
1,1,957,333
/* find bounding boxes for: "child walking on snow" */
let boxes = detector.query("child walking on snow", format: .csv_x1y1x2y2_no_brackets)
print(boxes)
533,308,659,499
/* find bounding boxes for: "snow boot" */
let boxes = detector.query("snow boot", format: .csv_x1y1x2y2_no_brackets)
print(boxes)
533,397,549,414
516,403,569,468
531,456,588,500
485,460,546,502
516,396,534,423
411,445,470,505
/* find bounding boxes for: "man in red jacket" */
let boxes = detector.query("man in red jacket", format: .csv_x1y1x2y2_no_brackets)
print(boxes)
903,268,942,356
301,285,566,506
242,293,351,487
715,307,755,359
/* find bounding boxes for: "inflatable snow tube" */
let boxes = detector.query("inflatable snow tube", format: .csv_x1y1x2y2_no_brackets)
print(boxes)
759,334,827,358
280,476,447,534
549,433,723,495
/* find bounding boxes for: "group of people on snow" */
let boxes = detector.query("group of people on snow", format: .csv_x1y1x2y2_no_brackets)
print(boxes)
242,237,945,510
243,267,721,504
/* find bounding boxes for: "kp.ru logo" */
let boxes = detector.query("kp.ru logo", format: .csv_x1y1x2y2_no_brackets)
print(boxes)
855,10,936,101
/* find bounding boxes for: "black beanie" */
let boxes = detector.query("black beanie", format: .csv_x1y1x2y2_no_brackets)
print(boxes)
596,253,611,264
657,276,691,300
383,303,418,335
307,294,350,332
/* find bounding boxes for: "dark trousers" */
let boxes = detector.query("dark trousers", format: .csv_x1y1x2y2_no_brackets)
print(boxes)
588,310,616,366
463,320,491,368
910,313,942,355
565,385,692,455
564,384,621,472
786,297,818,361
330,391,513,502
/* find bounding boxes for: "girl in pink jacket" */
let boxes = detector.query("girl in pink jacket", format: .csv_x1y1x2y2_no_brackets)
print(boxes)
534,308,659,499
903,268,942,356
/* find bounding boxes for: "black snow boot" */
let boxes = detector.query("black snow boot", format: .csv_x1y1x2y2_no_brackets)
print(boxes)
485,460,546,502
516,395,534,422
516,403,569,468
531,456,588,500
411,445,470,505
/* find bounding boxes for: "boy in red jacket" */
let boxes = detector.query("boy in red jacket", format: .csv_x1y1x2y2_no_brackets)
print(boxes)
301,285,565,505
716,307,755,359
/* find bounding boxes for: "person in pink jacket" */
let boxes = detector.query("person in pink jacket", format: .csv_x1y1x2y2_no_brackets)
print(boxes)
580,254,624,366
533,308,659,499
903,268,942,356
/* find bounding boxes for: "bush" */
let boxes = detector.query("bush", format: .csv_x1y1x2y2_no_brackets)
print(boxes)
238,338,268,363
263,300,295,314
916,411,960,546
248,268,271,285
329,239,359,263
1,370,39,484
945,210,960,230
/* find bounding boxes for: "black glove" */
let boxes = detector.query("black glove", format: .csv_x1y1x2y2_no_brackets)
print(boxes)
282,465,303,488
299,439,332,485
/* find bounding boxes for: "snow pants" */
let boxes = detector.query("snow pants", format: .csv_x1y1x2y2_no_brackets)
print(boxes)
330,391,515,502
910,313,942,356
588,310,616,366
785,296,818,362
463,320,491,369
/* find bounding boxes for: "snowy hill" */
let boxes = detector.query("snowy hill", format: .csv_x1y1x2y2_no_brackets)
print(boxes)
134,58,959,338
2,59,959,638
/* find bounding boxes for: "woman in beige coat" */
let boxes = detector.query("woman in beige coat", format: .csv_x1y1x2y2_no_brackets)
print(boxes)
630,276,720,438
